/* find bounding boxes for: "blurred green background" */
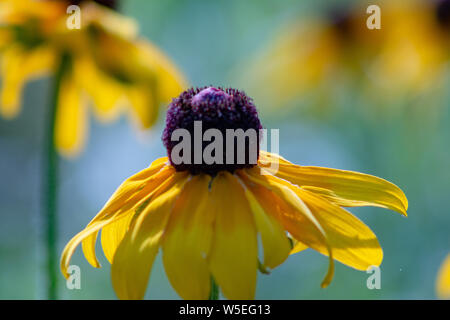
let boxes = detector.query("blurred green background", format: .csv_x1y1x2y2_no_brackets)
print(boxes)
0,0,449,299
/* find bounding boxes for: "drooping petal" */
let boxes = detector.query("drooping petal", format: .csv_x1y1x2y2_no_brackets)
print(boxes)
0,45,54,118
111,172,189,300
54,72,87,158
208,172,258,299
81,163,173,268
100,212,135,264
162,175,213,299
98,161,170,264
294,188,383,270
241,178,291,269
241,168,334,288
61,218,115,279
259,151,408,216
436,254,450,299
61,164,174,277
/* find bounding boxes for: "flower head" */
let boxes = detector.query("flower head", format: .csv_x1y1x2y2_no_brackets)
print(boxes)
61,87,408,300
0,0,187,156
162,86,262,175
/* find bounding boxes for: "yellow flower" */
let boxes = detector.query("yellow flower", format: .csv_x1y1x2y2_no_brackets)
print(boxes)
242,0,449,111
61,87,408,300
436,254,450,299
366,0,448,95
0,0,187,157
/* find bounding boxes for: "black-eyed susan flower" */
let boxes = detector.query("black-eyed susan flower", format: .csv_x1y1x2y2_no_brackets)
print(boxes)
0,0,186,156
436,254,450,299
61,87,408,300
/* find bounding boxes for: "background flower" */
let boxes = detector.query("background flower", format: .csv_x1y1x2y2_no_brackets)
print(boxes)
240,0,450,117
0,0,187,156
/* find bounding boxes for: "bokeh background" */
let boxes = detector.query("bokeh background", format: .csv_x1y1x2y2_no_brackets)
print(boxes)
1,0,449,299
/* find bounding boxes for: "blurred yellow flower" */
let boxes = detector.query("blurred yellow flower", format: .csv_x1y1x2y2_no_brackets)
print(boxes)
436,254,450,299
61,87,408,300
0,0,187,157
365,1,448,95
243,0,449,111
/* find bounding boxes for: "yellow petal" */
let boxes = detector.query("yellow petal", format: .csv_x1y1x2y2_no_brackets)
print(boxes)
136,40,187,103
208,172,258,299
111,173,188,300
242,168,334,288
82,2,138,39
74,57,124,123
125,84,158,129
61,164,172,276
162,175,213,299
241,178,291,269
296,188,383,270
436,254,450,299
260,151,408,216
81,163,173,268
61,219,114,279
1,45,54,118
54,72,87,158
100,212,135,264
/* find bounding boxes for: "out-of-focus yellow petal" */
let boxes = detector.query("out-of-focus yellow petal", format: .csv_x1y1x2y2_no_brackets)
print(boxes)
208,172,258,300
82,2,138,39
242,168,334,288
162,175,213,300
0,28,11,49
0,0,64,25
241,20,338,108
436,254,450,299
81,163,173,268
111,173,188,300
0,45,54,118
242,180,291,269
296,188,382,270
125,85,158,129
260,151,408,216
54,72,87,158
137,40,187,103
74,57,124,123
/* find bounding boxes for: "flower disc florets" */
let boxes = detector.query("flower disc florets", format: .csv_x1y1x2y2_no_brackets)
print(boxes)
162,87,262,175
436,0,450,30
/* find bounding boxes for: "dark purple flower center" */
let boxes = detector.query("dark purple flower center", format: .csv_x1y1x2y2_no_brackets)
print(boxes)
436,0,450,30
162,87,262,176
70,0,118,10
327,5,355,40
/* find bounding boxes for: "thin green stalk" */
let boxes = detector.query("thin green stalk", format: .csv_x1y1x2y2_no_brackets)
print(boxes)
43,54,68,300
209,276,219,300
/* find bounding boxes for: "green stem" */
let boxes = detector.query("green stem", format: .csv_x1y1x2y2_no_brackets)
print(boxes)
43,54,68,300
209,276,219,300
